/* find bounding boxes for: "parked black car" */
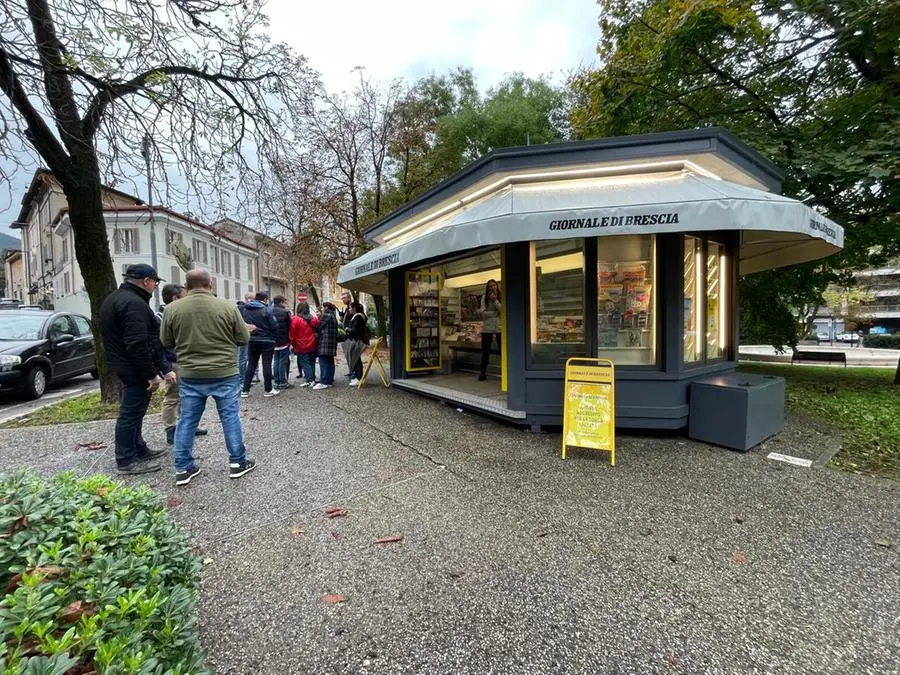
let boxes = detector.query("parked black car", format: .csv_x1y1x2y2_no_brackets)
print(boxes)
0,310,98,399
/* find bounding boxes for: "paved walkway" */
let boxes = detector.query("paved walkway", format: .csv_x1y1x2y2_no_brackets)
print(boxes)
0,380,897,674
740,344,899,367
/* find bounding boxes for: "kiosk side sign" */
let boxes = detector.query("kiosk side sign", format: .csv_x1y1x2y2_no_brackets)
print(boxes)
562,358,616,465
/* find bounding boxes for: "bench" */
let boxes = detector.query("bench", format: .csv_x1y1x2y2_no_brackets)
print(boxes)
791,350,846,367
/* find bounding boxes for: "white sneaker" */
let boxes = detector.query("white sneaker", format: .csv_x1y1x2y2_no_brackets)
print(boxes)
240,391,249,398
298,381,312,388
348,378,360,387
312,383,330,390
263,389,281,397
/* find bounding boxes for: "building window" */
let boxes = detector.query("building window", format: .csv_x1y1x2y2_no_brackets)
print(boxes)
598,235,656,365
113,229,140,254
60,239,68,264
246,258,253,280
170,266,181,284
192,239,208,264
234,281,240,299
530,239,585,365
234,254,241,279
166,230,183,255
62,274,70,295
220,250,231,277
684,235,729,365
212,246,220,273
223,278,230,299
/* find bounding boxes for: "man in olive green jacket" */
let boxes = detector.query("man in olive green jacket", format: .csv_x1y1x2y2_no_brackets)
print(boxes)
160,269,256,486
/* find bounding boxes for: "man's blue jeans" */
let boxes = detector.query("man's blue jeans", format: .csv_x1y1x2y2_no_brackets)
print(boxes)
115,380,151,467
273,346,290,388
174,375,247,472
318,355,335,385
297,351,316,383
238,345,248,381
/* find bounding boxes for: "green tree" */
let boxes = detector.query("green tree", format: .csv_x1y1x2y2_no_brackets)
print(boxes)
570,0,900,357
0,0,310,401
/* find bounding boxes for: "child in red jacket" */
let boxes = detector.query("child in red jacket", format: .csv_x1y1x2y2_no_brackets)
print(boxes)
289,302,320,386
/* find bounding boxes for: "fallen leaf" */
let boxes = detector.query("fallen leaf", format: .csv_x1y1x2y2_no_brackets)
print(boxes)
374,536,403,544
324,505,345,515
535,531,550,538
58,600,95,624
874,539,892,549
166,495,183,509
325,508,348,519
667,654,679,667
733,552,749,564
448,570,464,578
74,442,107,451
667,554,678,563
733,516,745,524
321,593,346,604
291,526,305,536
202,558,214,566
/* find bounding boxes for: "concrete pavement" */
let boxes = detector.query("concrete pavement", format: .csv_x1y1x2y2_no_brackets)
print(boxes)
0,380,897,674
739,344,899,367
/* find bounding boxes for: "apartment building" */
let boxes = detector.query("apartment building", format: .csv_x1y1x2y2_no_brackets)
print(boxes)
9,170,295,315
855,264,900,332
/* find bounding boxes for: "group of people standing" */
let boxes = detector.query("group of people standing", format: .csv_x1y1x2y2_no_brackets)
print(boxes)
99,263,370,487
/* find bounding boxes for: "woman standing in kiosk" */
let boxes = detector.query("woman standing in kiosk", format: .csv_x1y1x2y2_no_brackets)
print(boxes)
479,279,501,381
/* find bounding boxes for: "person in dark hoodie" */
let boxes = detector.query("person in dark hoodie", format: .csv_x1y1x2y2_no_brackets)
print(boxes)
156,283,208,445
271,296,293,390
99,264,169,475
313,302,339,390
240,291,279,397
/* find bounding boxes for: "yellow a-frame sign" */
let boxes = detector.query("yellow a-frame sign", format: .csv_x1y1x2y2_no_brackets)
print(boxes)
561,358,615,465
358,336,390,389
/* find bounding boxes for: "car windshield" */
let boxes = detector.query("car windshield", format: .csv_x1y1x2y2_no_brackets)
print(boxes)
0,315,45,340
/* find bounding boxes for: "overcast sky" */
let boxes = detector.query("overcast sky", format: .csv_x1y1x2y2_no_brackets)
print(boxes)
0,0,600,236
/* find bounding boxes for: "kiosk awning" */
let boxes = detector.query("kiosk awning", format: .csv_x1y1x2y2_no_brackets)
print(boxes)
338,171,843,292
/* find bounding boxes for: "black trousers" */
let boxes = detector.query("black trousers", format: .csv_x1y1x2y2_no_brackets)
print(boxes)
243,341,275,392
480,332,501,376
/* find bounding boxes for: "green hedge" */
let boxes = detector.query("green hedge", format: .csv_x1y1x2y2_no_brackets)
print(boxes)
0,472,208,674
865,334,900,349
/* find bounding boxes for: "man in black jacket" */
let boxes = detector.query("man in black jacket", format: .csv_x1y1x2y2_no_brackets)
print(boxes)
240,291,279,397
272,296,292,390
99,264,171,475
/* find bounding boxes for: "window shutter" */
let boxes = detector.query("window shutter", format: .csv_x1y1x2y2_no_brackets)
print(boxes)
114,231,122,255
234,254,240,278
133,229,140,254
234,281,239,299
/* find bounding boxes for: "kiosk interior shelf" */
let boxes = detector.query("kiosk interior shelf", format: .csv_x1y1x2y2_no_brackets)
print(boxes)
406,272,442,371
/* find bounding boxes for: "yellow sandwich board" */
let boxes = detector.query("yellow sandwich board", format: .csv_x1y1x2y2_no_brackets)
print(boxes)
358,336,390,389
561,358,615,464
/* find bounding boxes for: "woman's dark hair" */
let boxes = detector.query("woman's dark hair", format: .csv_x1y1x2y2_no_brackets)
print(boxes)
274,295,287,306
484,279,499,300
255,291,269,302
296,302,310,315
162,284,185,304
351,301,365,314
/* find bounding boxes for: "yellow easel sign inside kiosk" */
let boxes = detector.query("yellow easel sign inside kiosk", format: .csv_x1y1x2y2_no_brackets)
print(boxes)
561,358,615,465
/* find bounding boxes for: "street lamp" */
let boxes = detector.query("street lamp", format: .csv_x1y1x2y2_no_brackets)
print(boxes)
141,134,161,310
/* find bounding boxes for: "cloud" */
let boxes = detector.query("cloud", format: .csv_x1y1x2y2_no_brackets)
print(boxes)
267,0,599,91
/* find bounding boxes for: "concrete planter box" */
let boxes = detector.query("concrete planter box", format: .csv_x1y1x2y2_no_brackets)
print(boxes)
688,373,785,451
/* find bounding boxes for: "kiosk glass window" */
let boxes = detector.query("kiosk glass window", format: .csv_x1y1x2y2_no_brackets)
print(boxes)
597,235,656,365
530,239,585,365
684,235,730,365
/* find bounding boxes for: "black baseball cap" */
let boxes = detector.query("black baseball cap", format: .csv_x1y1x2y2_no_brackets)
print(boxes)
123,264,164,281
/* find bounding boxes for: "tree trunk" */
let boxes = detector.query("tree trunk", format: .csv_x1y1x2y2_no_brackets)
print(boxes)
61,158,119,403
373,293,388,338
894,357,899,385
307,283,321,309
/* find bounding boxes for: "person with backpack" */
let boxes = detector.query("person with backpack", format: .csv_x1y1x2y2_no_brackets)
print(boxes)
289,302,319,387
240,291,279,397
345,301,370,387
272,296,292,390
314,303,338,390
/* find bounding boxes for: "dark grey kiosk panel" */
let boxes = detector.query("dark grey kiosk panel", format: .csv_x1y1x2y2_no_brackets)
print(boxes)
340,128,843,444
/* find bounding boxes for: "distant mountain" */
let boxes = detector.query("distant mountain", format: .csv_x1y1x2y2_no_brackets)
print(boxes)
0,232,20,252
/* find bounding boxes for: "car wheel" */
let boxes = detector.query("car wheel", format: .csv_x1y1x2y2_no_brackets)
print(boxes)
90,369,99,379
25,367,48,399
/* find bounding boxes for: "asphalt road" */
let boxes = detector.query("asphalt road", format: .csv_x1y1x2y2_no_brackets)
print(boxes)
0,374,99,424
